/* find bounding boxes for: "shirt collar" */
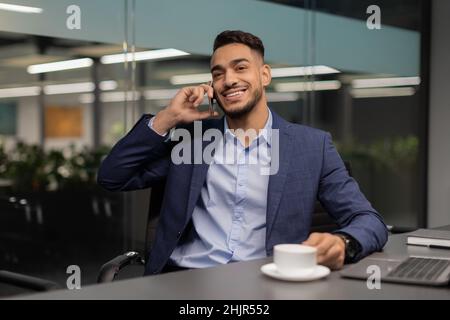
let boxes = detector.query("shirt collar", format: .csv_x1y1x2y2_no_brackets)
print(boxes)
223,108,272,147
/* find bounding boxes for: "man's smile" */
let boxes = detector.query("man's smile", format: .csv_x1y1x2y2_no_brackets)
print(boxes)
222,87,248,103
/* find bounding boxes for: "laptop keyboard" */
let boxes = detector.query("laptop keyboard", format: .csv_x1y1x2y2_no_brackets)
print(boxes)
387,257,450,281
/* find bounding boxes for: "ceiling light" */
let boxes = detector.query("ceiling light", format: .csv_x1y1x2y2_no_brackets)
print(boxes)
144,89,180,100
44,82,95,95
352,77,420,89
170,73,211,85
271,65,340,78
170,65,340,85
0,3,43,13
0,86,40,99
102,91,140,102
99,80,118,91
266,92,299,102
44,80,117,95
100,49,190,64
351,87,416,98
27,58,93,74
0,80,117,99
80,91,140,103
275,80,341,92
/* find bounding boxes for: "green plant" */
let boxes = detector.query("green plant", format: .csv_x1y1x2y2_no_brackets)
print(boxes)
368,135,419,172
0,143,7,176
0,142,110,192
58,145,111,190
5,142,48,192
336,135,419,172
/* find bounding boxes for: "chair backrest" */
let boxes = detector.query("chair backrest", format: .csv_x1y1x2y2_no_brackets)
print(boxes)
309,202,339,233
144,181,166,257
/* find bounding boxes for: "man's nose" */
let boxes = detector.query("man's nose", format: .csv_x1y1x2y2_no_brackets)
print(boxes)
224,71,238,87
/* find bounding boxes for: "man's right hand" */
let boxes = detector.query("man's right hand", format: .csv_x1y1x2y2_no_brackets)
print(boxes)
152,84,219,135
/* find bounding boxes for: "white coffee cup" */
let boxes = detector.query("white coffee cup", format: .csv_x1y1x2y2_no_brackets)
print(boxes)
273,244,317,276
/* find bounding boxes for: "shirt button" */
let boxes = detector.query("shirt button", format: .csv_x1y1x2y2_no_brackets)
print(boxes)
177,231,181,238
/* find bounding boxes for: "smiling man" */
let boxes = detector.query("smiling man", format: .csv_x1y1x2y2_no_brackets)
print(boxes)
98,30,388,275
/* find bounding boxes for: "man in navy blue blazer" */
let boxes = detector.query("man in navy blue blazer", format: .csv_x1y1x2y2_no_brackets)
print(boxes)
98,30,388,275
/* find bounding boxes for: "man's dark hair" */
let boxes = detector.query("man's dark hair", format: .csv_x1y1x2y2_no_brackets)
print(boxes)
213,30,265,60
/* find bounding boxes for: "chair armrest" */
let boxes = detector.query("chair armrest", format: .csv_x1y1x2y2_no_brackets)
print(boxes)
387,225,418,234
0,270,60,292
97,251,145,283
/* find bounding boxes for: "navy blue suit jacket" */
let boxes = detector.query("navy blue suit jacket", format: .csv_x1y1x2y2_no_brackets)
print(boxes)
98,110,388,275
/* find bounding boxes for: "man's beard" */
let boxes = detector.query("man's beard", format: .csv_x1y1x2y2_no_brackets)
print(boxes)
217,86,263,119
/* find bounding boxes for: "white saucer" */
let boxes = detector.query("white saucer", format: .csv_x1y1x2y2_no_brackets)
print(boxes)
260,263,330,281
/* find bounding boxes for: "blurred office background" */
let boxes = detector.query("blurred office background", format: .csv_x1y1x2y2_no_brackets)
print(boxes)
0,0,448,293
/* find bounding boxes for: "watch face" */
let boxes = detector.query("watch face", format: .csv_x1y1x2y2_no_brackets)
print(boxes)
336,233,361,262
336,233,360,262
347,241,357,257
346,238,361,261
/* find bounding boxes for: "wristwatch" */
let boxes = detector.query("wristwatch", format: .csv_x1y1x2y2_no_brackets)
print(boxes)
334,232,361,263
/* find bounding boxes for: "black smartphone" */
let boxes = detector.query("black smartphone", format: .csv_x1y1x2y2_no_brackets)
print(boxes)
208,82,216,115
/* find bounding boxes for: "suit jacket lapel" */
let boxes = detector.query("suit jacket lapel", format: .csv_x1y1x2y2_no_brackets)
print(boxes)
266,111,293,240
184,118,224,224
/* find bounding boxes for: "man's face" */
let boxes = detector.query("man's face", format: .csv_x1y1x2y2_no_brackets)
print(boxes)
210,43,271,118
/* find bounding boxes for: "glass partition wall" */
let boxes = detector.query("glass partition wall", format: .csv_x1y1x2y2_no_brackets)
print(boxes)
305,0,426,231
264,0,426,230
0,0,427,293
0,0,137,291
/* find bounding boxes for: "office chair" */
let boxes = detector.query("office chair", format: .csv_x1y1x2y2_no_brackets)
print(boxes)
97,181,166,282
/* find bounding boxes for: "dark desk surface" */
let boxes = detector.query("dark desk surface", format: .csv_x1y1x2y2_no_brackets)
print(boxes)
11,228,450,300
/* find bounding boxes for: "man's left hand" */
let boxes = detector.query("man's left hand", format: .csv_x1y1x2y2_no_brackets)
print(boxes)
302,232,345,270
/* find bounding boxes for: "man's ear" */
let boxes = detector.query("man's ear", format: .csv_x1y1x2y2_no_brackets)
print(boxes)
261,64,272,87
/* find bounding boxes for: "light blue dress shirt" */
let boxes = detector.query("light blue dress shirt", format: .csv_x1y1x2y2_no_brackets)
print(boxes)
164,110,273,268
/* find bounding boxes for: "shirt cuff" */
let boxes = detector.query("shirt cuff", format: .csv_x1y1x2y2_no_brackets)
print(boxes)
148,116,168,137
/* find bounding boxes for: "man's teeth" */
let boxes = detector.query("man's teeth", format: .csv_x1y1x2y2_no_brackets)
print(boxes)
226,90,244,97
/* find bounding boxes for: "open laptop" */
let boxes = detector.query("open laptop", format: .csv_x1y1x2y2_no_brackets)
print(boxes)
340,255,450,286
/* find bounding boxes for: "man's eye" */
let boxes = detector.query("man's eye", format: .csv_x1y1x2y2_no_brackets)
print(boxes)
237,66,247,71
